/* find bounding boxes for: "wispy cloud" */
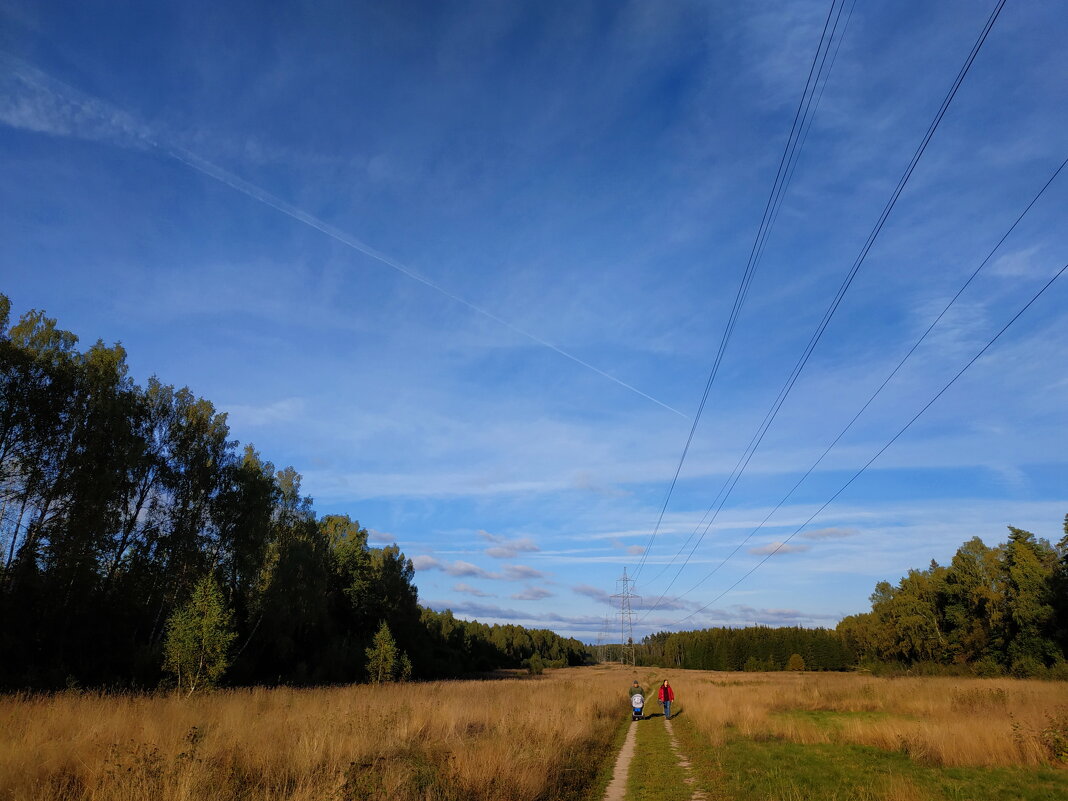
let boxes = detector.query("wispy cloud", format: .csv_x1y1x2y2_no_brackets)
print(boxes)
441,560,500,579
511,586,553,601
573,584,611,604
748,542,811,556
225,397,305,427
413,556,547,582
504,564,547,581
367,528,396,545
0,54,685,420
990,245,1044,278
0,54,153,148
479,530,540,558
801,526,858,540
411,555,442,571
453,583,494,598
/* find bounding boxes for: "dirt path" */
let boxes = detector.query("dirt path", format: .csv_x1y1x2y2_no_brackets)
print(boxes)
602,716,708,801
665,718,708,801
601,719,638,801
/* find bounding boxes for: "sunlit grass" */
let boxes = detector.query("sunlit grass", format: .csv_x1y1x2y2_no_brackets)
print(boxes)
3,665,1065,801
0,667,627,801
676,669,1068,768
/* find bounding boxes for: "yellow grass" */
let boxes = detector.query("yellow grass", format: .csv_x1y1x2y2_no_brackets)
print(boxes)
3,666,1064,801
675,669,1068,767
0,667,631,801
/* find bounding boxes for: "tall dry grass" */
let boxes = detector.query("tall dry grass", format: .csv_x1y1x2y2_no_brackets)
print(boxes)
0,666,633,801
675,670,1068,767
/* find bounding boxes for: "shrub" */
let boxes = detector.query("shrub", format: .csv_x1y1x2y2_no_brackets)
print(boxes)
1039,707,1068,763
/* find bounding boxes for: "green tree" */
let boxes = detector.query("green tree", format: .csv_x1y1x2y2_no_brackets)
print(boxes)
787,653,806,671
366,621,399,683
163,574,236,693
1003,526,1058,671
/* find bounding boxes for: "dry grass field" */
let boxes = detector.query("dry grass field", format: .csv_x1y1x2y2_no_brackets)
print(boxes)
0,667,626,801
2,666,1066,801
675,669,1068,768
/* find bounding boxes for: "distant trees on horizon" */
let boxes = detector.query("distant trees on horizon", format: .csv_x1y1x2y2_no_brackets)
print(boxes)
634,518,1068,678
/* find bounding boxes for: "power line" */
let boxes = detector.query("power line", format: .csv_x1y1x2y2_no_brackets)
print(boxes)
664,154,1068,604
637,0,1008,618
632,0,852,579
670,260,1067,628
639,0,857,591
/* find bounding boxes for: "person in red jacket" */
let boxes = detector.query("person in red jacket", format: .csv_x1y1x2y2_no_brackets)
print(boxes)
658,679,675,720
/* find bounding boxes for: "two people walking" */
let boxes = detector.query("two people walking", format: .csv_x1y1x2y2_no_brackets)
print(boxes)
628,678,675,720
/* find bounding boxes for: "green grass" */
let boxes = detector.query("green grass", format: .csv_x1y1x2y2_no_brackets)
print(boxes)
773,709,901,729
625,714,694,801
672,719,1068,801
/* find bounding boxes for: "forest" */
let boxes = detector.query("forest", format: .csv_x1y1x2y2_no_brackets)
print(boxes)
0,295,588,689
636,520,1068,677
638,626,855,672
838,521,1068,677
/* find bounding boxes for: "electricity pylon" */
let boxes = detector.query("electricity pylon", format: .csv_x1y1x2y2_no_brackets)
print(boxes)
611,567,640,667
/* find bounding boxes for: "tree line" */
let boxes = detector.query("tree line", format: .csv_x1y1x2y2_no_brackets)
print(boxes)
838,521,1068,677
0,295,588,689
637,626,854,672
632,519,1067,678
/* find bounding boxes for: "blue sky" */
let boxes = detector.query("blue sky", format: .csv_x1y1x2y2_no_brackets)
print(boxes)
1,0,1065,641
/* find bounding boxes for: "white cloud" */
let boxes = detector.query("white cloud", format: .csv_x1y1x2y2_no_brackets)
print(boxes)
411,555,441,571
225,397,305,427
442,560,500,579
0,57,153,148
453,583,494,598
748,542,811,556
480,531,540,559
989,246,1044,278
511,586,553,601
801,526,858,540
367,528,396,544
504,564,547,580
573,584,611,604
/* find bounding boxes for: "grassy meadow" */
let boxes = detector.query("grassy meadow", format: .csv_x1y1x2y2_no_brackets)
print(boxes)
1,666,1066,801
667,669,1068,801
0,667,626,801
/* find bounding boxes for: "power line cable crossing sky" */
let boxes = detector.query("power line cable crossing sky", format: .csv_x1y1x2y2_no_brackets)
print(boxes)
1,0,1064,640
632,0,854,580
638,0,1008,617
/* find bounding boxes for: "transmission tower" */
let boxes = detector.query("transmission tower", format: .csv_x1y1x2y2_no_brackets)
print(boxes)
593,613,611,663
611,567,640,667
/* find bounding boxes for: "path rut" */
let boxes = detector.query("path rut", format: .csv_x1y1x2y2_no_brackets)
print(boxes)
601,716,707,801
601,719,638,801
665,718,707,801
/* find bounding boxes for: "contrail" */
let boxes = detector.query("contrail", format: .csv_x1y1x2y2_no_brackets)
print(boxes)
2,52,688,419
166,147,688,418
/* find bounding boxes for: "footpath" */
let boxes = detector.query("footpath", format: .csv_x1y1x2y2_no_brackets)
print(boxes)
602,711,709,801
